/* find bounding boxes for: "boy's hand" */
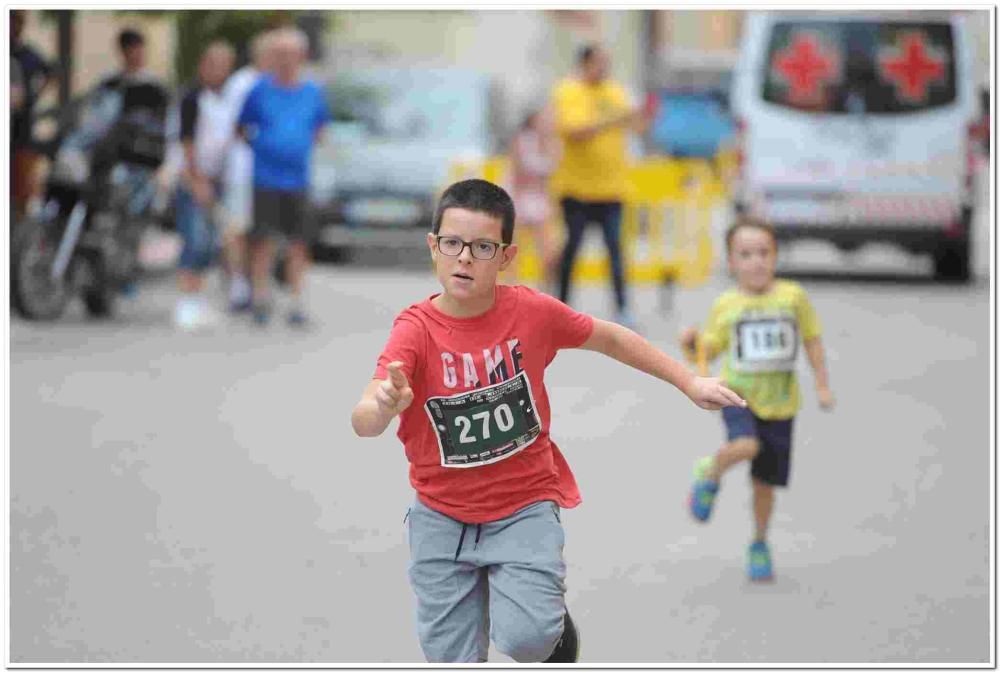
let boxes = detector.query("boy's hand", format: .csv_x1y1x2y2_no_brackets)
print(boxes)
817,386,835,411
376,362,414,416
678,327,699,361
686,376,746,411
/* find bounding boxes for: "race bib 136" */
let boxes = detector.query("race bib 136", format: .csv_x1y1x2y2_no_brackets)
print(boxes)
731,316,798,373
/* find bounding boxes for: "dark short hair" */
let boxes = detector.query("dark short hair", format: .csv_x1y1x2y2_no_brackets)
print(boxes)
118,29,145,53
577,43,599,66
725,216,778,253
432,179,516,245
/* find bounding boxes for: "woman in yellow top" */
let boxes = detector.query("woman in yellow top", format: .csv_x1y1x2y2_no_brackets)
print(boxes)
551,44,651,329
679,217,834,582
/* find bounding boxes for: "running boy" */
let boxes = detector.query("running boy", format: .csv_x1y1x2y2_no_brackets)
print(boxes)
680,216,834,582
352,179,746,663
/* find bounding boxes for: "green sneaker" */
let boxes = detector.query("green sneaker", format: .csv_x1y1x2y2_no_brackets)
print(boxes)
688,456,719,522
747,540,774,582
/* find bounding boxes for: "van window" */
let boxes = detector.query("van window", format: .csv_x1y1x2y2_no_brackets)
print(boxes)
762,20,956,114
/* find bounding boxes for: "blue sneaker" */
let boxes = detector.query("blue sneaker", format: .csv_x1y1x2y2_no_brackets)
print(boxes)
688,456,719,522
252,305,271,326
287,309,309,328
747,541,774,582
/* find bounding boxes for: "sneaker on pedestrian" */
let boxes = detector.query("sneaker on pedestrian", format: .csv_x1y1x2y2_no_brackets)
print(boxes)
252,303,272,326
689,455,719,523
228,275,252,313
174,299,196,331
543,610,580,663
174,297,217,332
747,540,774,582
230,298,252,314
287,308,309,328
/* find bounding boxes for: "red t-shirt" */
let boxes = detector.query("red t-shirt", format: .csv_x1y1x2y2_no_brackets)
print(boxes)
374,284,595,523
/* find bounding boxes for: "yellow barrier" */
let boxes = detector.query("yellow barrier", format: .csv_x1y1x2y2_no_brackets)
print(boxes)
448,156,725,289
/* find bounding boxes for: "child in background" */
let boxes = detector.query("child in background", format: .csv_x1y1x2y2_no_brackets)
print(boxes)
508,107,559,290
680,216,834,582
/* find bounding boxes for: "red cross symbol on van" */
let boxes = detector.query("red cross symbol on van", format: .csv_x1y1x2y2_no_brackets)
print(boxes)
772,33,841,104
878,32,947,103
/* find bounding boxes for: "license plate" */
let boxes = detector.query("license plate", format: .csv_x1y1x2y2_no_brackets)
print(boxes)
344,198,421,225
766,199,842,224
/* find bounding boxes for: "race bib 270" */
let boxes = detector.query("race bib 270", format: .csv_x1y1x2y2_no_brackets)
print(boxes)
424,371,542,468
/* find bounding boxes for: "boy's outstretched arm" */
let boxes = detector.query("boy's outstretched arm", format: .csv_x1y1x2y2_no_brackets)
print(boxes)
580,319,746,411
678,326,720,376
804,337,835,410
352,362,414,437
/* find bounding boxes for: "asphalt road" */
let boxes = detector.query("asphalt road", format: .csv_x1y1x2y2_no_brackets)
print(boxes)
9,253,992,663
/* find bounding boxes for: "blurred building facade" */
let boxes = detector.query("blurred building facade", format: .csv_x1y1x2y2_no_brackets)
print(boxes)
19,9,988,125
19,10,176,109
321,10,647,140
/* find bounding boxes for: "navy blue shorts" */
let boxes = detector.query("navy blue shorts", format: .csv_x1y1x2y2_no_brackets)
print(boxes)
722,405,794,487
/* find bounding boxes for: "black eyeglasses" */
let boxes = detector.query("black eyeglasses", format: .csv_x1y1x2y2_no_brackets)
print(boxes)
434,235,509,261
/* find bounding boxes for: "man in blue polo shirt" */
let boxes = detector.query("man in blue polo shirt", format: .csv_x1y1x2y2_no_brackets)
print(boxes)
238,27,331,327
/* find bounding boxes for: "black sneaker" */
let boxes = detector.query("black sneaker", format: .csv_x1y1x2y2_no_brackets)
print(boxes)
543,610,579,663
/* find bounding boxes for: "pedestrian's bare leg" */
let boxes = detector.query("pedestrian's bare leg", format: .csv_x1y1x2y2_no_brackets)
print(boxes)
530,222,549,287
516,220,544,286
250,237,275,307
541,227,560,289
222,230,246,279
706,437,759,482
285,239,310,301
221,228,252,310
752,478,775,542
178,268,205,294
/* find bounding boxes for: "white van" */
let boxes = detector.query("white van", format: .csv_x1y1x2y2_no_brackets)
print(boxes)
731,11,979,280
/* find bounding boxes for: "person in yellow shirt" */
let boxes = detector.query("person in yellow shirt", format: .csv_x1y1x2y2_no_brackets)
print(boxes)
551,44,650,329
679,217,834,582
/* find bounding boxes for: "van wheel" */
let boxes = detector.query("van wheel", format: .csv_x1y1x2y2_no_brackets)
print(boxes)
933,210,972,283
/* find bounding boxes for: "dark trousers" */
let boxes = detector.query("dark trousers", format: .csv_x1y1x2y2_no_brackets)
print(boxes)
558,197,626,311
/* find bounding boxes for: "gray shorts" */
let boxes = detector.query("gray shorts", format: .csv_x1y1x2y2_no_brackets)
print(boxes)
250,188,311,242
406,497,567,663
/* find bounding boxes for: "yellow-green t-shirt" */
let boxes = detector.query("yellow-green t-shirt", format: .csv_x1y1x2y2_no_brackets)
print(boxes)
700,279,822,420
551,77,631,202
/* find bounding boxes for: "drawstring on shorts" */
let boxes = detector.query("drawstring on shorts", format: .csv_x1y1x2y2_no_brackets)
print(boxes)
454,523,483,561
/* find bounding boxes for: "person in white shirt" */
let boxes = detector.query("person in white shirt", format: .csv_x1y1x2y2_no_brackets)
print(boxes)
173,41,236,331
220,31,277,312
